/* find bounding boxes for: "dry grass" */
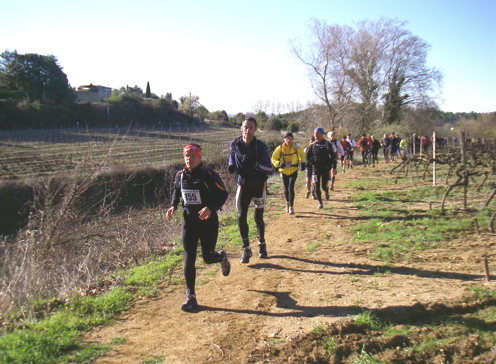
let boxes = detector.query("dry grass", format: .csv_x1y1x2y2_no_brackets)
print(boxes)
0,128,241,318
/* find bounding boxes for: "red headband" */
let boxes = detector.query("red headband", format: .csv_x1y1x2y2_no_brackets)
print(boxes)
182,144,202,159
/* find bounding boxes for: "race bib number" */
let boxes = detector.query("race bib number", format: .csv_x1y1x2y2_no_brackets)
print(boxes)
182,189,202,205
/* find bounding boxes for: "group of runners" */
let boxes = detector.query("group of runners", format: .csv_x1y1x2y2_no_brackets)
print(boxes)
166,119,404,311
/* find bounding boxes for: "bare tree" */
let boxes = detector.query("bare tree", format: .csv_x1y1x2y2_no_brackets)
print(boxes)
253,100,306,116
292,17,443,134
252,100,272,114
290,19,356,131
378,19,443,121
351,18,443,131
284,100,305,114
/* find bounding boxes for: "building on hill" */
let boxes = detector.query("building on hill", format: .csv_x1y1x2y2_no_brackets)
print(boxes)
75,84,112,103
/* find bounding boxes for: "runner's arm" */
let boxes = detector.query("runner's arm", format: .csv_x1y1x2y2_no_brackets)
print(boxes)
256,143,274,176
271,146,283,169
204,169,229,212
170,171,182,209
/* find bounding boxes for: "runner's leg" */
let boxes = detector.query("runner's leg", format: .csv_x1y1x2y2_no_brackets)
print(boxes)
253,184,266,243
182,218,200,295
199,213,222,264
288,171,298,208
236,185,252,248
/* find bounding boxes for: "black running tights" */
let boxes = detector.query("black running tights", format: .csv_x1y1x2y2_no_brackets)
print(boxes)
282,171,298,207
182,212,221,295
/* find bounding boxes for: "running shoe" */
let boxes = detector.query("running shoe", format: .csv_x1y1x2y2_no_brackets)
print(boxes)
318,202,324,209
289,206,294,215
258,242,268,259
219,250,230,276
180,294,198,311
240,246,252,264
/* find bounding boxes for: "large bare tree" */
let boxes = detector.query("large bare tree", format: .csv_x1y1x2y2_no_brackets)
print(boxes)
352,18,443,126
292,18,443,134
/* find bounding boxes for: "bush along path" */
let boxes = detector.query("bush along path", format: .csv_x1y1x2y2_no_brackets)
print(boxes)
84,164,496,364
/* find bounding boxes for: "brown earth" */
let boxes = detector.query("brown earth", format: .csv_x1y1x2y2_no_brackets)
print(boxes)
84,165,496,363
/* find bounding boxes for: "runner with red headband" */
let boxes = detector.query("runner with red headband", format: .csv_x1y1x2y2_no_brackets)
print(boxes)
183,144,202,159
166,143,230,311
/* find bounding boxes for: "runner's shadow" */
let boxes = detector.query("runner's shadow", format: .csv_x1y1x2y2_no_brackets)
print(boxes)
249,255,485,281
294,212,351,219
193,291,457,322
247,262,358,275
194,292,355,318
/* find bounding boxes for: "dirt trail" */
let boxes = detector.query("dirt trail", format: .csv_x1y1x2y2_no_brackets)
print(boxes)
84,166,495,363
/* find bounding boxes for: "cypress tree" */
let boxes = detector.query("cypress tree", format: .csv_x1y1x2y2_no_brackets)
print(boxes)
145,81,151,98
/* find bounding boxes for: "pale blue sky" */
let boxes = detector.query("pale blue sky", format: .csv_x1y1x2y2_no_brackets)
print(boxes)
1,0,495,114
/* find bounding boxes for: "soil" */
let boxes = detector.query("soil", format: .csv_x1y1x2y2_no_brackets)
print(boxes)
84,166,496,363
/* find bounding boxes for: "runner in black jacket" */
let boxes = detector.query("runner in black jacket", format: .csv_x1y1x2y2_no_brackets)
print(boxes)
306,127,335,209
228,117,273,264
166,144,230,311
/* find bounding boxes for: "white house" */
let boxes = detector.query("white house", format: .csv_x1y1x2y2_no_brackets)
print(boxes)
75,84,112,103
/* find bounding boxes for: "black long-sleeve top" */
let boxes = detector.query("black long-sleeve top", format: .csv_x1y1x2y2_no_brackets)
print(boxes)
228,136,274,187
170,164,228,213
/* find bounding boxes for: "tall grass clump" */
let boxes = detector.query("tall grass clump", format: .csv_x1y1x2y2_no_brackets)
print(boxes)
0,250,183,363
0,143,180,318
0,129,241,318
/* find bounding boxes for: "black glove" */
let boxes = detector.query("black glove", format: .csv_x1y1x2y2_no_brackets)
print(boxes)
300,163,306,171
228,164,237,173
279,162,285,169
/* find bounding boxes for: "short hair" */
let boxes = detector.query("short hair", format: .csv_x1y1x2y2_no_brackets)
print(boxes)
243,117,257,128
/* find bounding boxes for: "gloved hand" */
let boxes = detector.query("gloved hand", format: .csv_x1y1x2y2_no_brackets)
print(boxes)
228,164,237,173
279,162,286,169
300,162,306,171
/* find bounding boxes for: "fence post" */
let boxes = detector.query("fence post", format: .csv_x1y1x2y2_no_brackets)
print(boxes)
473,218,480,235
460,130,467,210
433,131,437,187
483,256,491,282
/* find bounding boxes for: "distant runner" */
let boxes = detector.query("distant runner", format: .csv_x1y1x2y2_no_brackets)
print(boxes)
305,127,335,209
304,136,317,199
271,132,306,215
327,131,344,191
